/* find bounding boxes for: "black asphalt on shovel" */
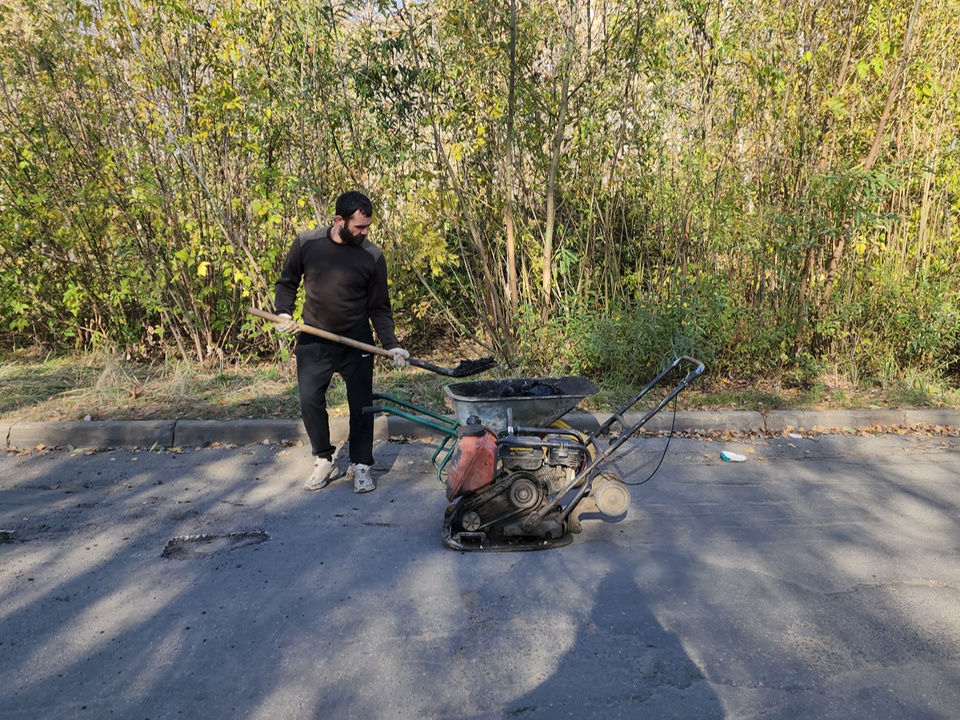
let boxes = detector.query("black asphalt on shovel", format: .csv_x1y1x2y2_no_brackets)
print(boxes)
247,307,496,378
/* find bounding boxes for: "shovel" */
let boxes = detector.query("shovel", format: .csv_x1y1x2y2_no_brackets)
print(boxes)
247,307,497,378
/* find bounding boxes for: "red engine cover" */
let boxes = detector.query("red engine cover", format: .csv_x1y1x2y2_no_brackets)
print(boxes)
445,428,498,501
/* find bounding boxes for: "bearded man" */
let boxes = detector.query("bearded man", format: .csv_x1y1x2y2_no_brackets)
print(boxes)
273,191,409,493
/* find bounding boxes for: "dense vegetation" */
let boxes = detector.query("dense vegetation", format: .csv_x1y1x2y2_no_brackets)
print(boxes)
1,0,958,389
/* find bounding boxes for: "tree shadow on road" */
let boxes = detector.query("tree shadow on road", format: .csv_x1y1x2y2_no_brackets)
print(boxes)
3,436,960,719
449,545,725,720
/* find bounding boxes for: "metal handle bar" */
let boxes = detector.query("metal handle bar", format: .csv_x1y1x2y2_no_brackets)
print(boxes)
521,356,705,533
586,356,705,445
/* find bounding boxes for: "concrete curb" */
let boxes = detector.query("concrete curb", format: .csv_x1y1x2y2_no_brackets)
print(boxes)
557,408,960,436
1,414,457,451
3,409,958,451
172,419,308,448
7,420,175,450
568,410,765,434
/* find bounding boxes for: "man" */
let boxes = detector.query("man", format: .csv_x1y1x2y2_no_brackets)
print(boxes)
273,191,409,493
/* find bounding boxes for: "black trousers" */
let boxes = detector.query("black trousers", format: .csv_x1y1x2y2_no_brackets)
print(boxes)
294,337,375,466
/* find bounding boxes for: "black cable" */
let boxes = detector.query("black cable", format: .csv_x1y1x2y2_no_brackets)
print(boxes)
622,393,679,487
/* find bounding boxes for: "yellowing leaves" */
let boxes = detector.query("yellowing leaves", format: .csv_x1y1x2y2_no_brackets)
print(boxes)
825,97,847,119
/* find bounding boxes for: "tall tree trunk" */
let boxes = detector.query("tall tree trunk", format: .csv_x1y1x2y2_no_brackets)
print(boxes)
795,0,862,352
400,6,507,351
817,0,922,320
862,0,922,172
541,0,578,323
504,0,519,322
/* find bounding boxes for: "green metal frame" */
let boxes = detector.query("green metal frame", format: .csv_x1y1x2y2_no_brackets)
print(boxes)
369,393,460,483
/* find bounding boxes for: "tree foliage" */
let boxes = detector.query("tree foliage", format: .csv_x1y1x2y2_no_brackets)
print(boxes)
0,0,957,384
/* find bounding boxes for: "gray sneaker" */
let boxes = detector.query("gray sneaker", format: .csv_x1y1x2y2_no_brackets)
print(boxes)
304,456,340,491
351,463,375,494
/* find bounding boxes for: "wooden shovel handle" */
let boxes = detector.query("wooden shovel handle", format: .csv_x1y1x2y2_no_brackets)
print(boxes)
246,307,393,359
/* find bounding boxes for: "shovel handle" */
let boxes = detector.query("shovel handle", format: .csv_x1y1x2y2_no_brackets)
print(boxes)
246,307,394,359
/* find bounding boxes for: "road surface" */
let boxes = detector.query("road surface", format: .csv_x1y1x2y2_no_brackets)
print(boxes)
2,431,959,719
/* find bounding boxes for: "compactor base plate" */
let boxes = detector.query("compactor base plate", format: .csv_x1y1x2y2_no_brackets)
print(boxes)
441,505,574,552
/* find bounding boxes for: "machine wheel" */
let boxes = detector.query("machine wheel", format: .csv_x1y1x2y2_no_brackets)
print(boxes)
592,472,630,517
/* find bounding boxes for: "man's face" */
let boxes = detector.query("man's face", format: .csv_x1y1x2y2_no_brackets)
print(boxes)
339,211,372,247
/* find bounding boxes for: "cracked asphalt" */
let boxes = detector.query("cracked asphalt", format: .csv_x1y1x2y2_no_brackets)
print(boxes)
1,432,959,719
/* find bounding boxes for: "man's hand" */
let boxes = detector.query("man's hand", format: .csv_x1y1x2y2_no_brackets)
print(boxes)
273,313,299,334
388,348,410,370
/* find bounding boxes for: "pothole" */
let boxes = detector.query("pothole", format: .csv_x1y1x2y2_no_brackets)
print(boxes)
161,530,270,559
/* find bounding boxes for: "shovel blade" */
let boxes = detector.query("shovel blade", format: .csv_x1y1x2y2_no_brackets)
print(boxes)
448,357,498,377
409,356,497,377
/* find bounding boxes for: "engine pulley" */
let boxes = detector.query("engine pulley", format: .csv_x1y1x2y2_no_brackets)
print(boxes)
461,510,482,532
507,473,543,510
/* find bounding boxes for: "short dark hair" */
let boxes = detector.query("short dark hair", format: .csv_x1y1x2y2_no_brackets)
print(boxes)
336,191,373,220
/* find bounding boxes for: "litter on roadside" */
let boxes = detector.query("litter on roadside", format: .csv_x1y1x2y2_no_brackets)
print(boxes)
721,451,748,463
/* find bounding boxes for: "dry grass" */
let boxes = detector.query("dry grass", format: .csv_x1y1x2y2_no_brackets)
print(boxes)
1,351,297,422
0,349,460,423
1,349,957,424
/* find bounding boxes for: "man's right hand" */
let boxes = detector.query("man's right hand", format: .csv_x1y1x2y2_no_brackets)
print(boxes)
388,347,410,370
273,313,299,334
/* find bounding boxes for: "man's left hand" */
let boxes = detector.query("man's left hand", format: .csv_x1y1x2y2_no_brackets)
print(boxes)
388,348,410,370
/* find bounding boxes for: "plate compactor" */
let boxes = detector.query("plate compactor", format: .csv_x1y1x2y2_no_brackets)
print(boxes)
366,357,704,551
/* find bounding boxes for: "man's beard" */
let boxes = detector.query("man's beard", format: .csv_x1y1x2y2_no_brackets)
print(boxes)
340,224,365,247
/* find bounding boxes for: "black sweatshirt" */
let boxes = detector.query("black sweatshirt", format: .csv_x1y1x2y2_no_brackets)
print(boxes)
273,226,400,349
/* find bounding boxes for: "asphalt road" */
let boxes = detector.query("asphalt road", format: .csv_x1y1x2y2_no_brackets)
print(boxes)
2,432,959,719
